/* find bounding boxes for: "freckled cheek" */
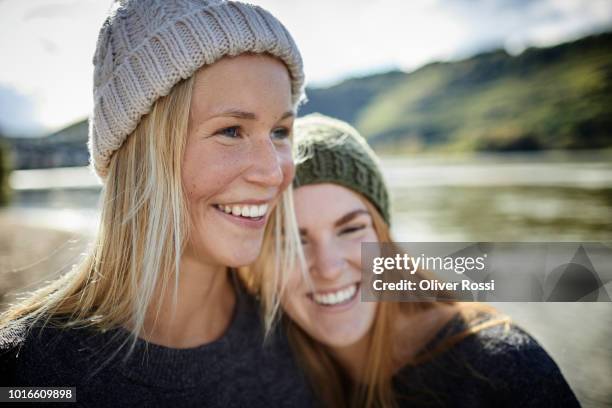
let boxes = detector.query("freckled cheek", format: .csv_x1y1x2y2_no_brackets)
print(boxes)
181,169,199,205
183,141,247,194
183,164,240,206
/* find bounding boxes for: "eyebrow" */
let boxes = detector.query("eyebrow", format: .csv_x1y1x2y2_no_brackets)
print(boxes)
334,209,369,227
206,109,294,121
299,209,369,236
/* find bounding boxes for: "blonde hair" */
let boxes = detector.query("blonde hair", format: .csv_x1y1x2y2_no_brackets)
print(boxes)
0,72,302,355
282,192,510,408
239,184,306,334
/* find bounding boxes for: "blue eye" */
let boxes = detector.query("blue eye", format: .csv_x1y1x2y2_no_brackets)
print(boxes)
216,126,241,138
272,127,290,140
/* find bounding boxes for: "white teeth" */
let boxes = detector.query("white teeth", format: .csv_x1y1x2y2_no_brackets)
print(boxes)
258,204,268,216
218,203,269,218
312,284,357,306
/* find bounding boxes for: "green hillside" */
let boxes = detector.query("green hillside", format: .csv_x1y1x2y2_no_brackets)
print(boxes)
301,31,612,152
6,31,611,171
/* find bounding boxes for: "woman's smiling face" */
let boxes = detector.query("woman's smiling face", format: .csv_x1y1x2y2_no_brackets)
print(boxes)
182,53,294,268
282,183,379,348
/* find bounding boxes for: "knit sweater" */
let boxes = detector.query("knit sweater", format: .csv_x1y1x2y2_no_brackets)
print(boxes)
0,275,314,407
391,312,581,407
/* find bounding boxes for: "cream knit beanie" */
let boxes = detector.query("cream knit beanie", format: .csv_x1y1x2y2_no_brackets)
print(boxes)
89,0,305,180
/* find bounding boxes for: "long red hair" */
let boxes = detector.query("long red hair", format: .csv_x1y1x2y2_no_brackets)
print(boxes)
285,193,510,407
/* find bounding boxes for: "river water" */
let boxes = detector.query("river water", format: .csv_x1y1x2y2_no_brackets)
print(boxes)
6,150,612,240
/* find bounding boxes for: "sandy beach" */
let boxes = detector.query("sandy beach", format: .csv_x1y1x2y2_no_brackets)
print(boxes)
0,215,90,309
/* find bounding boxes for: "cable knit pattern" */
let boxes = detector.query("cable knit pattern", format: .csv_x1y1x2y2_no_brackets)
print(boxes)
89,0,305,180
293,113,391,225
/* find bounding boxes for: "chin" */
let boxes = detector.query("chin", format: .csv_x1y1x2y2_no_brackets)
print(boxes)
194,227,265,267
306,318,367,347
220,241,264,268
315,329,365,349
324,310,376,346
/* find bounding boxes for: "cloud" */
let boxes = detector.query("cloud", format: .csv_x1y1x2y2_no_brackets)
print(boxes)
1,0,611,133
24,0,102,20
0,0,110,134
39,37,59,55
257,0,612,85
437,0,612,56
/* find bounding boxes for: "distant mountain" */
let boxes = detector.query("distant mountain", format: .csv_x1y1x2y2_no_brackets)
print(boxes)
4,31,611,170
301,31,612,152
2,120,89,169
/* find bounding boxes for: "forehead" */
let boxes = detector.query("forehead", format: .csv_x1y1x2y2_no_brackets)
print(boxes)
189,53,293,122
293,183,367,227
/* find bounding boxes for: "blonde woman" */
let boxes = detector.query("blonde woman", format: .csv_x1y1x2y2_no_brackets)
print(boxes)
266,114,580,407
0,1,313,406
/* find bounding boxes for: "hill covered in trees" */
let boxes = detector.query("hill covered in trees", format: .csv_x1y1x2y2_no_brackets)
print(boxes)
3,31,611,170
301,31,612,152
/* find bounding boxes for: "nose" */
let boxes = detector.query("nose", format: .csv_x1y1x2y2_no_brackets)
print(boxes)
244,136,284,187
311,241,347,282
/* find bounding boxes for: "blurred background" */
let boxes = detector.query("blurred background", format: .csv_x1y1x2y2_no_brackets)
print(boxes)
0,0,611,406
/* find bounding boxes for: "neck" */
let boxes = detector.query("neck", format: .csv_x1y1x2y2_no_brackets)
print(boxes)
137,253,236,348
329,333,372,383
328,305,462,383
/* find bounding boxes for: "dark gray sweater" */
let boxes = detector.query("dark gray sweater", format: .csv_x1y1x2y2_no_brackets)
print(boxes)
391,312,581,407
0,276,314,407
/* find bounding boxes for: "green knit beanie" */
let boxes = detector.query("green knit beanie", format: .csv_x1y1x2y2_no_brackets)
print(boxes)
293,113,391,225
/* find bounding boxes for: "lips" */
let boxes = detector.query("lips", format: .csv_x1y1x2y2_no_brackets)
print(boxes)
309,283,359,306
213,203,269,219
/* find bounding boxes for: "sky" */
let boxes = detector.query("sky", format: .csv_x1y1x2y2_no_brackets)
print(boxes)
0,0,611,136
